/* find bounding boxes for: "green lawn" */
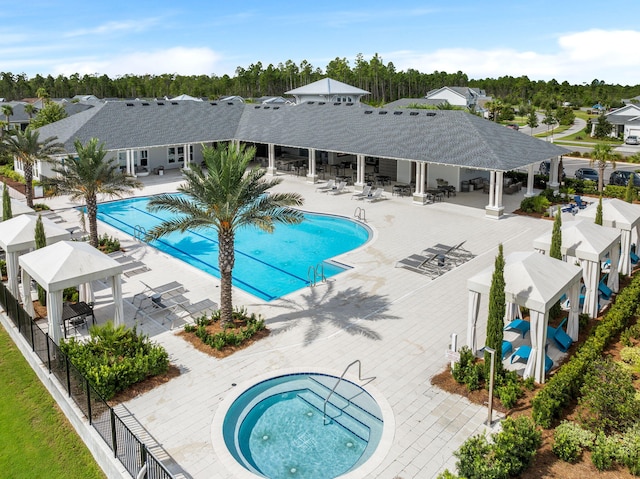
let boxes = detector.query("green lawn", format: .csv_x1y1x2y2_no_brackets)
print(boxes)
0,324,105,479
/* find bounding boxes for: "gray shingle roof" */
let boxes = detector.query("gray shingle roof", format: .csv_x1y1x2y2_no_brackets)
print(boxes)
36,100,568,172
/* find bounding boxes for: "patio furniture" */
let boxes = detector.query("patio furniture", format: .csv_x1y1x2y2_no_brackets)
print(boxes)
364,188,385,202
598,274,613,300
133,280,186,308
328,181,347,195
351,185,372,200
315,179,335,192
504,319,530,338
574,195,588,209
547,317,573,352
62,301,95,338
182,298,219,320
510,345,553,373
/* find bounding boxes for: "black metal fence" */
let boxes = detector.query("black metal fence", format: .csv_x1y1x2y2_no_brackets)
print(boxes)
0,283,174,479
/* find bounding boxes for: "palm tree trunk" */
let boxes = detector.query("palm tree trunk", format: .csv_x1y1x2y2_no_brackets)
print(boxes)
218,229,235,325
86,195,99,247
23,162,34,208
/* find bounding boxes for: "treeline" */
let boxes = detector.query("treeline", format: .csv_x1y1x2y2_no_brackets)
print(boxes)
1,54,639,108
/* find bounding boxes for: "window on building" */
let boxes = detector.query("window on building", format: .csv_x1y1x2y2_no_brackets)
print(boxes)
140,150,148,167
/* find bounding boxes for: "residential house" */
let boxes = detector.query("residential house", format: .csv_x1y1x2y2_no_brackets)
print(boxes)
591,103,640,140
424,86,491,110
286,78,369,104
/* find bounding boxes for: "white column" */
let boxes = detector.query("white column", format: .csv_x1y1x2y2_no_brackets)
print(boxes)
267,143,276,176
354,154,365,189
488,171,496,207
495,171,504,208
526,164,535,197
549,156,559,190
306,148,317,184
126,150,135,176
184,143,190,169
412,161,430,204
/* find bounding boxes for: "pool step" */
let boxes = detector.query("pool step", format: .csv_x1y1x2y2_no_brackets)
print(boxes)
297,389,370,442
307,376,384,423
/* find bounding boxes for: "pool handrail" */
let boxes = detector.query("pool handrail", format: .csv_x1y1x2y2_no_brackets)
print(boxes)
323,360,376,425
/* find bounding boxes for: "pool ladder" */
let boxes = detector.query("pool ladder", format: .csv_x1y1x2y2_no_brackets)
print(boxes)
307,263,326,287
133,224,147,242
353,206,366,222
323,360,376,426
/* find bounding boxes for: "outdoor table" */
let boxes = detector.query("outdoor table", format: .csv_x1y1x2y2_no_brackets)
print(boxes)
376,175,390,186
62,301,95,338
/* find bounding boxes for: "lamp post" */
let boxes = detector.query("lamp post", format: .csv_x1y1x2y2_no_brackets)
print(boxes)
484,346,496,426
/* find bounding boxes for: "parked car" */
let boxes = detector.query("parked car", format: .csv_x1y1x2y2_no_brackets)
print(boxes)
506,123,519,131
625,135,639,145
575,167,599,182
609,170,640,186
538,160,566,179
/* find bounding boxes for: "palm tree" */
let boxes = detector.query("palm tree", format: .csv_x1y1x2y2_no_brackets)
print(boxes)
590,143,616,192
43,138,143,247
1,128,64,208
145,143,304,324
1,105,13,133
24,103,37,120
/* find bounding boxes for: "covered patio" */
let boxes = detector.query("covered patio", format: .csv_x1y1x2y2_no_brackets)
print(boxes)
19,241,124,344
0,215,71,297
576,198,640,276
467,251,582,383
532,219,621,318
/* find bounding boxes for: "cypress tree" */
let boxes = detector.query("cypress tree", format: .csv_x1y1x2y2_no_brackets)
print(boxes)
595,195,603,225
625,173,636,203
485,243,506,377
2,182,11,221
34,215,47,306
549,206,563,318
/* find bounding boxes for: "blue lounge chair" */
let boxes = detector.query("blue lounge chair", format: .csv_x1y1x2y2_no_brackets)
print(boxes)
574,195,588,209
510,345,554,373
631,251,639,265
599,274,613,300
547,318,573,352
502,340,513,359
504,319,530,338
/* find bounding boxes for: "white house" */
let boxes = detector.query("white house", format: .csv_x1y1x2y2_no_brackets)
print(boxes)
592,103,640,140
286,78,369,104
424,86,490,110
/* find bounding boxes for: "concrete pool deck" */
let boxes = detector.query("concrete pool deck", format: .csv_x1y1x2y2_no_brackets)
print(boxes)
25,170,558,478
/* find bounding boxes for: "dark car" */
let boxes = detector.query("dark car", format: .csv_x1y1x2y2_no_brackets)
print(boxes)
506,123,519,131
609,170,640,186
538,160,566,179
575,167,599,182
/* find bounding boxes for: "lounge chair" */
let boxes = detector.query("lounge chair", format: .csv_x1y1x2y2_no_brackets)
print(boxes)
364,188,384,202
351,185,372,200
504,319,530,338
547,318,573,352
133,280,186,307
134,291,190,327
315,179,335,192
182,298,219,320
598,274,613,300
328,181,347,195
631,251,640,265
395,253,440,277
574,195,588,209
510,345,553,373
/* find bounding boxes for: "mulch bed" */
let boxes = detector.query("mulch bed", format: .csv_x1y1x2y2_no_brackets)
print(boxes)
0,175,26,195
178,318,270,359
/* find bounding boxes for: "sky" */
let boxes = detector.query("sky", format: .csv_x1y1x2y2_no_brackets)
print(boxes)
2,0,639,86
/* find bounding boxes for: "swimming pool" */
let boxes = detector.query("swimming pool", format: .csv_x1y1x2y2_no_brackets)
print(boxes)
217,372,388,479
96,196,370,301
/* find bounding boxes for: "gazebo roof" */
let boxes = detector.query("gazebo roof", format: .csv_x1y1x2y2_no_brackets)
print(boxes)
19,240,123,292
468,251,582,312
10,198,36,217
576,198,640,231
0,215,70,253
532,220,621,262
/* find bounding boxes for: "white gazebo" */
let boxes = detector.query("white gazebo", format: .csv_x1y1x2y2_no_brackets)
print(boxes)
532,220,621,318
467,251,582,383
576,199,640,276
9,198,36,217
18,241,124,344
0,215,71,297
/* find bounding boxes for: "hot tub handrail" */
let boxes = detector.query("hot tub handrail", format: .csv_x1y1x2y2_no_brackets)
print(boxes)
323,360,375,425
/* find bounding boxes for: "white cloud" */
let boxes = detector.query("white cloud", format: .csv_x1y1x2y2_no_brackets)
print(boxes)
53,47,222,77
64,17,162,37
388,29,640,85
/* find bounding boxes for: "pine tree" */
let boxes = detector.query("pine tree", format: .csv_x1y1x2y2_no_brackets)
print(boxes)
549,206,563,318
34,215,47,305
595,195,603,225
485,244,506,378
2,182,11,221
625,173,636,203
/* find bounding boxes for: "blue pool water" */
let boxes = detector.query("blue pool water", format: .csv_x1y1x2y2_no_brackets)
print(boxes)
96,196,370,301
223,373,384,479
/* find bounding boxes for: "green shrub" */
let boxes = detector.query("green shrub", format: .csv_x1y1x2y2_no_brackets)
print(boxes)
435,470,459,479
591,433,617,471
496,381,520,409
603,184,627,199
451,346,475,383
61,322,169,400
620,322,640,347
578,357,640,434
62,287,79,303
97,233,121,254
552,421,594,462
185,306,264,351
464,363,484,392
618,425,640,475
520,195,551,213
454,416,541,479
0,259,6,277
0,165,24,183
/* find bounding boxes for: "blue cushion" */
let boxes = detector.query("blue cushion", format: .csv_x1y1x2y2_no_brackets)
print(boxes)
504,319,530,338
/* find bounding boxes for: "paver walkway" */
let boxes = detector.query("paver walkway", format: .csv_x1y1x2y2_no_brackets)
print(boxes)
38,171,556,478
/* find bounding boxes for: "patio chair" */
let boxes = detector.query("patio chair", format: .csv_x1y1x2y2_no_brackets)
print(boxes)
315,179,335,192
134,291,190,327
547,317,573,352
574,195,588,209
133,280,186,308
182,298,219,320
598,274,613,300
364,188,384,202
328,181,347,195
351,185,372,200
631,250,640,265
504,319,530,338
510,345,554,373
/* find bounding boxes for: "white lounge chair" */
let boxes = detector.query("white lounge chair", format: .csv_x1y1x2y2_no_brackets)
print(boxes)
328,181,347,195
351,185,372,200
315,179,335,192
365,188,384,202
